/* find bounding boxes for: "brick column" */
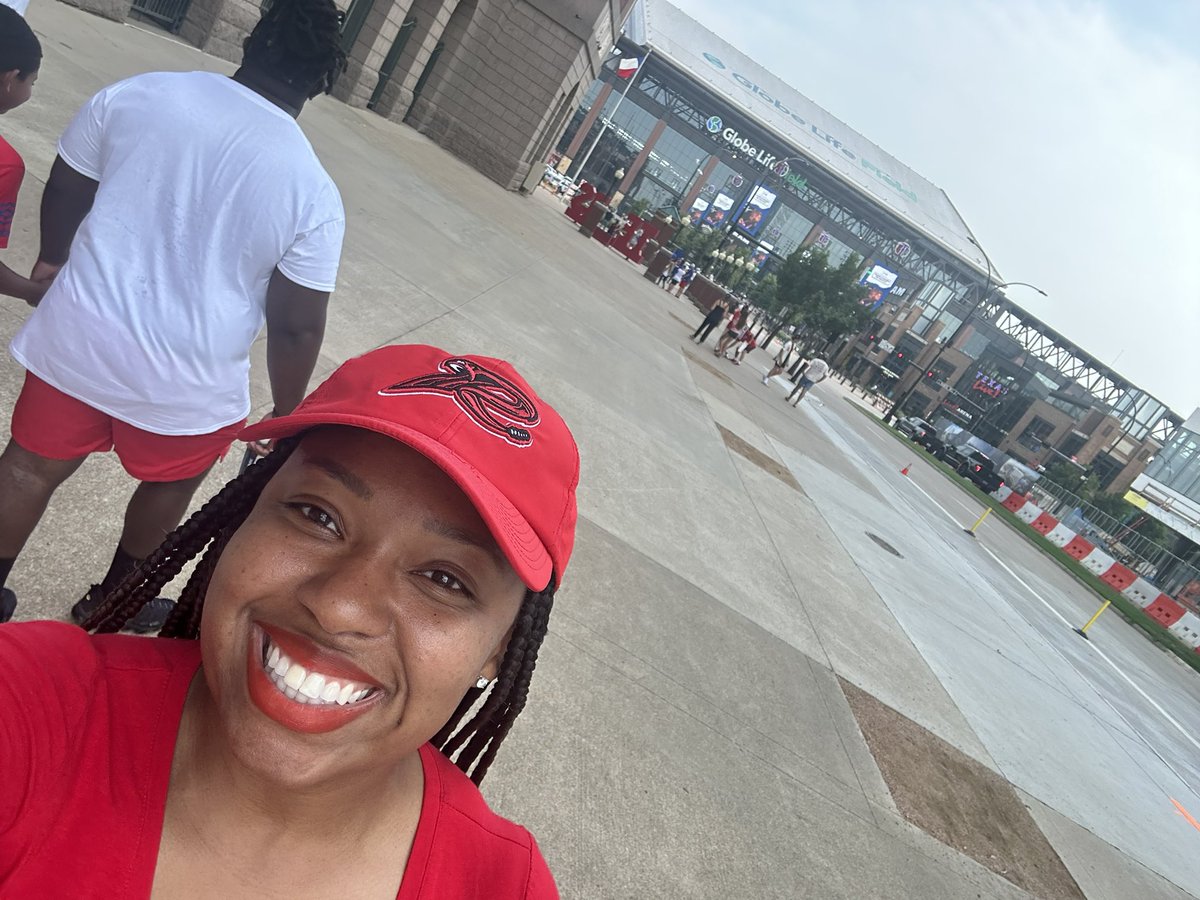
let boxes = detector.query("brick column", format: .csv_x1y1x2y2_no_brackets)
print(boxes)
615,116,666,196
563,81,614,159
799,220,828,248
680,153,719,212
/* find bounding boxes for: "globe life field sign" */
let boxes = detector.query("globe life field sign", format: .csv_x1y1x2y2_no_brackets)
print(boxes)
631,0,989,273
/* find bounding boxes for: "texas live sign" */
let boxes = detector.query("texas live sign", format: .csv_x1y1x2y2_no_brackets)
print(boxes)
701,51,919,204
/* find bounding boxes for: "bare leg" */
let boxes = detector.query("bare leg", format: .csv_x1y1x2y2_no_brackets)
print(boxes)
118,467,215,558
0,440,87,562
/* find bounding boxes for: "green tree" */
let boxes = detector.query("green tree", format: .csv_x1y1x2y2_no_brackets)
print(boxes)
671,224,722,263
775,247,871,349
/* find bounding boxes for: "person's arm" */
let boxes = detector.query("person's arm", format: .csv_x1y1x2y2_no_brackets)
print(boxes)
36,156,99,273
0,262,49,306
264,267,329,417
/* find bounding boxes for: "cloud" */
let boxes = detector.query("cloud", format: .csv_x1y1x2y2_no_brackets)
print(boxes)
669,0,1200,417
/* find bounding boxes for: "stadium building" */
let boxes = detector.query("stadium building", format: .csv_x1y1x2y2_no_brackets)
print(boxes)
555,0,1180,477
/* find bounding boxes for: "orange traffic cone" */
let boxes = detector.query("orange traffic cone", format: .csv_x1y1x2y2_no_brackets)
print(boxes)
900,463,911,476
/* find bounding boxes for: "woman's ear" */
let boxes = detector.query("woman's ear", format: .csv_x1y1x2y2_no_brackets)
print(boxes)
481,622,516,683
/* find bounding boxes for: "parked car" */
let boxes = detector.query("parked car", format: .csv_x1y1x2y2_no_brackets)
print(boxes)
943,445,1004,493
896,416,933,440
916,429,945,457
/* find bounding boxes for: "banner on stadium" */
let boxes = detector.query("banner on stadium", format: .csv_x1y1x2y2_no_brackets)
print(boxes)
735,185,777,237
703,192,735,227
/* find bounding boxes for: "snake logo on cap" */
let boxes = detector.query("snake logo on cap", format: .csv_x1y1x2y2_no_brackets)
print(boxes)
379,357,540,447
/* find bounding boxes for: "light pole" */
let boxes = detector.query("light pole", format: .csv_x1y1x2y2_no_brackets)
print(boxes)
568,47,653,189
882,237,1046,425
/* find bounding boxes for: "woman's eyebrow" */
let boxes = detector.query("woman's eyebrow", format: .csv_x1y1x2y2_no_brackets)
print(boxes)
303,455,374,499
423,518,507,572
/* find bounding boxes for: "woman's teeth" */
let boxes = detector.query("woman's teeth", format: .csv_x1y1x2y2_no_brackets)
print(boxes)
262,637,376,706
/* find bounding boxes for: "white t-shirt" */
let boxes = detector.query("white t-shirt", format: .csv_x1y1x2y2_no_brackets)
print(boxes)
11,72,344,435
1,0,30,15
805,359,830,382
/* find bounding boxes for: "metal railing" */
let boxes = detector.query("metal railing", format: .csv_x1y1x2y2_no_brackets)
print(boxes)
130,0,192,32
1029,479,1200,598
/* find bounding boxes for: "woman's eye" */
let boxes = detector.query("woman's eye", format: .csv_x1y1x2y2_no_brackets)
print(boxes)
420,569,469,595
291,503,340,536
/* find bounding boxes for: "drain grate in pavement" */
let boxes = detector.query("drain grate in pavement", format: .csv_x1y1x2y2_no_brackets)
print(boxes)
840,678,1085,900
718,425,803,493
866,532,903,558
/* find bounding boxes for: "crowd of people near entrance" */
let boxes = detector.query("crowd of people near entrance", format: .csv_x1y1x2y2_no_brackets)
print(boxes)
0,2,572,895
688,291,830,400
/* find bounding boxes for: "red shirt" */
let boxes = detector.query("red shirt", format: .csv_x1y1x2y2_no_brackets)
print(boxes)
0,622,558,898
0,133,25,249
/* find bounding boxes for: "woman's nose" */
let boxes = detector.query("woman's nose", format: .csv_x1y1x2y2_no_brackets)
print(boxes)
294,550,393,640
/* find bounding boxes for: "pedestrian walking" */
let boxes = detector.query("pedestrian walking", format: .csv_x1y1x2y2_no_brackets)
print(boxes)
656,261,676,288
714,303,747,356
674,264,696,297
786,357,831,405
0,8,47,310
726,328,757,365
691,298,727,344
0,0,349,629
0,344,578,898
762,334,796,384
669,260,689,291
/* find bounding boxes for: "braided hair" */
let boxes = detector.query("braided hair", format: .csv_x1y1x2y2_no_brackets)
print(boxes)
242,0,347,99
84,436,556,786
0,5,41,78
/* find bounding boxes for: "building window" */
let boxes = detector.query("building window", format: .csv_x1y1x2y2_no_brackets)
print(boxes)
1058,433,1087,459
1018,416,1055,452
761,204,816,258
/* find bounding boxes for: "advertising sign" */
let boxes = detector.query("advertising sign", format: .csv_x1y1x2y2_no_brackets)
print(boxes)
859,263,898,311
703,192,735,228
686,197,710,225
751,242,773,269
735,185,777,236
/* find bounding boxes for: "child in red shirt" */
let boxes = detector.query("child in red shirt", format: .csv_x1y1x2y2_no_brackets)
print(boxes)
0,7,47,306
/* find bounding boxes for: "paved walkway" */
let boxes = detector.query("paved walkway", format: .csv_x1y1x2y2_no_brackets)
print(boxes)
3,5,1199,897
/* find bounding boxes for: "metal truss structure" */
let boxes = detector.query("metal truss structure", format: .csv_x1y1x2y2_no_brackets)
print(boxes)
978,296,1180,442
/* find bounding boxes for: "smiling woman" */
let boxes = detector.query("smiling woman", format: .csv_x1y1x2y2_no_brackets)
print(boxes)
0,345,580,899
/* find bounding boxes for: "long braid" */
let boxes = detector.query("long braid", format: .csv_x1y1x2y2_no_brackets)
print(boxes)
88,432,556,786
434,585,556,785
243,0,347,99
85,443,297,635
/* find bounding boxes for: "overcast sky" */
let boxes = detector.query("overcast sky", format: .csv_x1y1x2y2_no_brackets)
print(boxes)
669,0,1200,419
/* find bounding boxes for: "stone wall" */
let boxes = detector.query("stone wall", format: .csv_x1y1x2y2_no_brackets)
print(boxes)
65,0,624,193
403,0,607,190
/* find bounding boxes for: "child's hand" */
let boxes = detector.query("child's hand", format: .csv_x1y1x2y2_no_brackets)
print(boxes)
24,277,50,308
30,260,63,284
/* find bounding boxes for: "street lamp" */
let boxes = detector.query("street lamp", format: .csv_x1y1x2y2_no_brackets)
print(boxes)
882,238,1046,425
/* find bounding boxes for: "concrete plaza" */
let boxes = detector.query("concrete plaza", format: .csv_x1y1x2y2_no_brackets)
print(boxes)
4,5,1200,897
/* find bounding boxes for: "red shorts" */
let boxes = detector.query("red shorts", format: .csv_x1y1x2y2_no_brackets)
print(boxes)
11,372,244,482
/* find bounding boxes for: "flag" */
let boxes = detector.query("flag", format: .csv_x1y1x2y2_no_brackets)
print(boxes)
616,57,640,79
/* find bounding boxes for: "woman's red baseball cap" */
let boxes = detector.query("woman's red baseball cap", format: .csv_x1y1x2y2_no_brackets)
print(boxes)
239,345,580,592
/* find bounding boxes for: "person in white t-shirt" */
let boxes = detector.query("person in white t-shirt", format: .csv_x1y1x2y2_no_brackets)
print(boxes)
0,0,348,628
786,357,830,406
